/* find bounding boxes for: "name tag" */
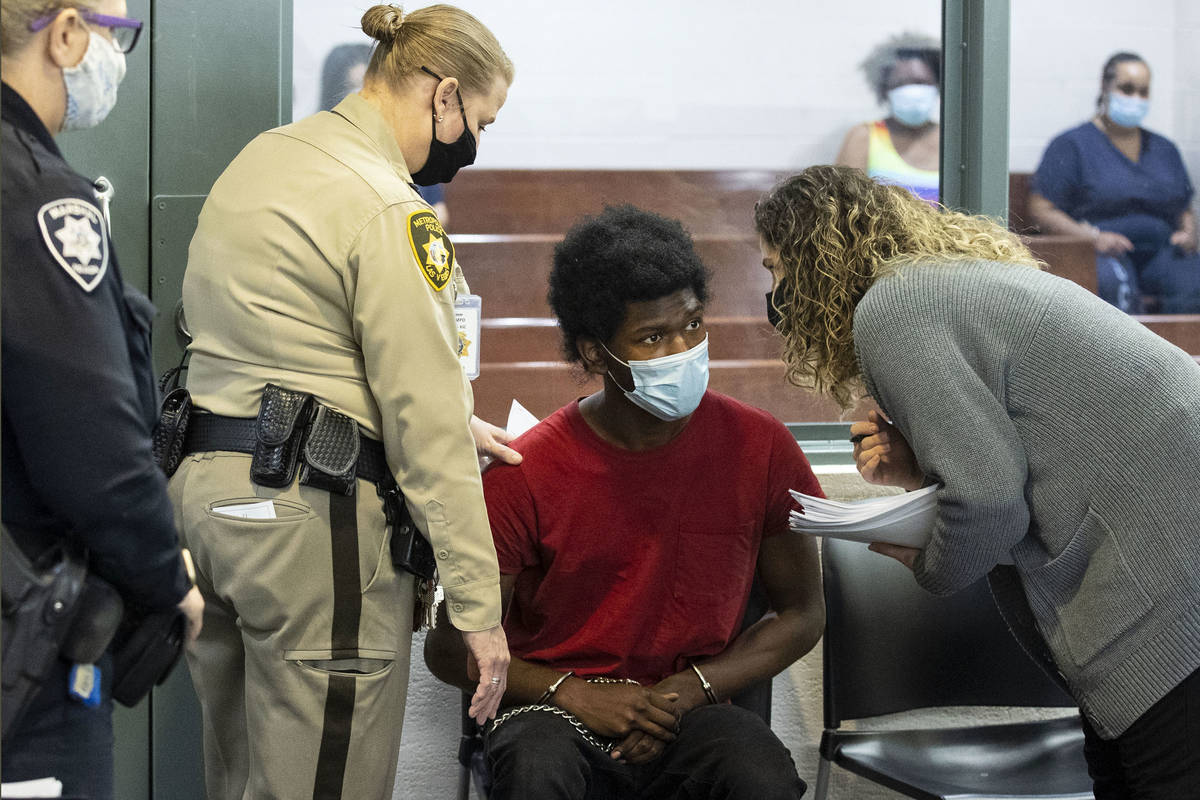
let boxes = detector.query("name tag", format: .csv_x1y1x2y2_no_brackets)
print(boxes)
454,294,482,380
68,663,102,707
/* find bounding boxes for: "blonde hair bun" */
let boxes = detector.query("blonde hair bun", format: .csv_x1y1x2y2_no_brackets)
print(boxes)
361,4,405,44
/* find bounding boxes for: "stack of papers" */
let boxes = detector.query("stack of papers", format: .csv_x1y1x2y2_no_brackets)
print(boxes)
788,484,939,548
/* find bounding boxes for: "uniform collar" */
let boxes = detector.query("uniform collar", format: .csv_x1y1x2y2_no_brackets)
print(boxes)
2,82,61,157
330,92,415,184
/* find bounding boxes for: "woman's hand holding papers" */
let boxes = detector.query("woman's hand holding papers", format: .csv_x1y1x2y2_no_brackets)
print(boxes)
850,410,924,491
868,542,921,570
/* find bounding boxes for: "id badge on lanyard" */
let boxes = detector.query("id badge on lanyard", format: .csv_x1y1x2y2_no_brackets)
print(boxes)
454,294,482,380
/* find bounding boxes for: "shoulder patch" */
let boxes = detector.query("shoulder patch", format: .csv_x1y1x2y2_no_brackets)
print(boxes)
37,198,109,293
406,209,455,292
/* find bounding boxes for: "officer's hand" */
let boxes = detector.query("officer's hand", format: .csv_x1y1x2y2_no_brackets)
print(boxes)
462,624,510,724
178,585,204,646
469,415,522,470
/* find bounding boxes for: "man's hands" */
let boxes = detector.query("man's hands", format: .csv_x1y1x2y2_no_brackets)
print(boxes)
849,410,924,491
469,415,522,470
462,624,511,725
557,680,680,764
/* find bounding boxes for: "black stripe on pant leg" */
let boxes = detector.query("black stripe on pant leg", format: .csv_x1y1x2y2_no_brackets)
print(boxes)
312,674,356,800
312,491,362,799
328,491,362,655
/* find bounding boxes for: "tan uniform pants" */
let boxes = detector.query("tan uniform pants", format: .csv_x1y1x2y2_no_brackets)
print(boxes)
169,452,414,800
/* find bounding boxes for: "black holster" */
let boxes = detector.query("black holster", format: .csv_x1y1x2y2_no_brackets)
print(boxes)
153,362,193,478
378,477,437,581
110,605,186,707
153,386,192,477
1,527,123,743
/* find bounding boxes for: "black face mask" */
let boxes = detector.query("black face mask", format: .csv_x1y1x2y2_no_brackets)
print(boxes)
766,278,791,330
410,66,478,186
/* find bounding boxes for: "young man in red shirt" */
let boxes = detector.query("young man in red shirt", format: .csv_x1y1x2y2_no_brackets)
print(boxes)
427,205,825,799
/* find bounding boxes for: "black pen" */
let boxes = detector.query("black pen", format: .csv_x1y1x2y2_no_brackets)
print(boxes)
849,433,867,444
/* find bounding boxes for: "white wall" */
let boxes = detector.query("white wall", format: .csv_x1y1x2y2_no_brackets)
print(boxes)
293,0,940,169
295,0,1198,193
1010,0,1200,189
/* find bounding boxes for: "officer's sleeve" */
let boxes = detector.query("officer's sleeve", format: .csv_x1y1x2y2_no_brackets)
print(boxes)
346,204,501,632
1,242,189,610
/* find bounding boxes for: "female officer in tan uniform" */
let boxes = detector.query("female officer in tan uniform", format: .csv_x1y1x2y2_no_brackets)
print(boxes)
170,5,515,797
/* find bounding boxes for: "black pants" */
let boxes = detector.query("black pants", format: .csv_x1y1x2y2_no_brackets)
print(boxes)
1082,665,1200,800
486,703,807,800
1,654,114,800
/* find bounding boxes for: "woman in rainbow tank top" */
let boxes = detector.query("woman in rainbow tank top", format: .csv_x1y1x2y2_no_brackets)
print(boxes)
836,32,940,204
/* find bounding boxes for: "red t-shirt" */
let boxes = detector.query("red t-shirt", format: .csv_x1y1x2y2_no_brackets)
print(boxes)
483,391,824,685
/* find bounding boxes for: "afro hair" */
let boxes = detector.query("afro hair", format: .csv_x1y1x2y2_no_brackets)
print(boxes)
548,204,710,364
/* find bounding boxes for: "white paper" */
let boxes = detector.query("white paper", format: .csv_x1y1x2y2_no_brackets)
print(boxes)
505,399,539,438
210,500,277,520
2,778,64,798
788,484,938,548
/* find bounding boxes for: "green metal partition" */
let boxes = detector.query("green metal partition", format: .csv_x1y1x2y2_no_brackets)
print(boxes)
941,0,1012,219
57,2,292,797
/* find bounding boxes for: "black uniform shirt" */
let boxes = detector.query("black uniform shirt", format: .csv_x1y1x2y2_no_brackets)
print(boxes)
1,82,189,609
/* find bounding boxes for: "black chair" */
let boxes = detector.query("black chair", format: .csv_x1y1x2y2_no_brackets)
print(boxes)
442,576,775,800
815,537,1094,800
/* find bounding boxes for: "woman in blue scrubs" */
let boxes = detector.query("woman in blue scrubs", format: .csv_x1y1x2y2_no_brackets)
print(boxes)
1030,52,1199,313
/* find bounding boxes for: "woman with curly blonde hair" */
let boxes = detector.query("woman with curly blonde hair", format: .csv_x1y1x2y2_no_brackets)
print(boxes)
756,165,1200,799
756,165,1038,408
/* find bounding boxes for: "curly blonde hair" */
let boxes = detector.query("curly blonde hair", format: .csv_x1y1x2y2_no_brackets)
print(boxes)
754,165,1041,409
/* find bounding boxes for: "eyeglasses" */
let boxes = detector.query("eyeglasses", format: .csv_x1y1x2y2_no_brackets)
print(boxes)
30,9,144,54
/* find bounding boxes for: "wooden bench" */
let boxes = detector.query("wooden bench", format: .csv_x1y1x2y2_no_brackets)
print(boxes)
449,170,1198,424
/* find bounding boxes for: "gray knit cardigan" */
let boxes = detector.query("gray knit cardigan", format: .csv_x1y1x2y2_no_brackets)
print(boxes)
852,259,1200,738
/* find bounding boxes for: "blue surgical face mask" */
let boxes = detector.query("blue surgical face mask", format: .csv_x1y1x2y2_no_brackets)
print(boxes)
602,335,709,421
1106,92,1149,128
62,31,126,132
887,83,939,128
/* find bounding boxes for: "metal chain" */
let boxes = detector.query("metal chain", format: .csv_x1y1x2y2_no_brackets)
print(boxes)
489,677,641,754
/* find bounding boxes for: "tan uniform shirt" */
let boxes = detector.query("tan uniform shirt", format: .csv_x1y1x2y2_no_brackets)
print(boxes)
182,93,499,631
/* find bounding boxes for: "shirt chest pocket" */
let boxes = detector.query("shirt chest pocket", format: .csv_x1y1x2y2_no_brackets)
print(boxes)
671,521,756,615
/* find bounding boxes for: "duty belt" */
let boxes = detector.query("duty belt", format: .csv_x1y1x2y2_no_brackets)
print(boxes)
183,413,389,486
180,392,437,581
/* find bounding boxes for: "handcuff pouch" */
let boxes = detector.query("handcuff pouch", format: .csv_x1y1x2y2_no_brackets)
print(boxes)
299,405,360,496
153,386,192,477
251,383,313,488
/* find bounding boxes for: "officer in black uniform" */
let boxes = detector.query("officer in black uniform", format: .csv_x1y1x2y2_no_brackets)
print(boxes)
1,3,202,797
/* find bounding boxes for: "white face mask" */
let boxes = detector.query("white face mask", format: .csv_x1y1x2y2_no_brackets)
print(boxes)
887,83,939,128
62,31,127,131
602,335,710,421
